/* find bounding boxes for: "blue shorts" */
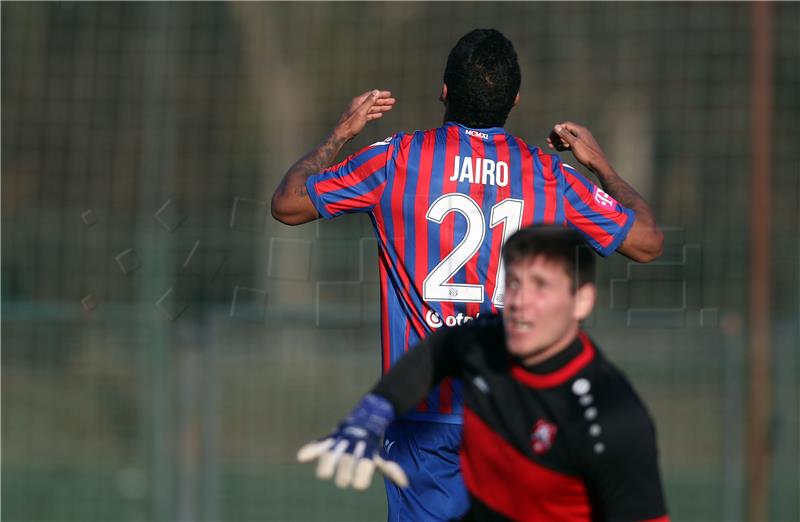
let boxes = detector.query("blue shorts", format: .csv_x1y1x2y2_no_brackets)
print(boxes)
381,420,469,521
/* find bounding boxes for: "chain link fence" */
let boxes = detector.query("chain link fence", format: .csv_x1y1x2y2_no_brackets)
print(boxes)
3,2,799,521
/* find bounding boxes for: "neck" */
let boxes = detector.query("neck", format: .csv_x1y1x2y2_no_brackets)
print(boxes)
443,110,497,129
521,323,580,367
443,117,504,130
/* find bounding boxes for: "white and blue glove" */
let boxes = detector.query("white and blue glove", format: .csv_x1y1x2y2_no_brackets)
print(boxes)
297,394,408,490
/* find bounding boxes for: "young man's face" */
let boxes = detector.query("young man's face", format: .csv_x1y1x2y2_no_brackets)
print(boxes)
502,255,595,365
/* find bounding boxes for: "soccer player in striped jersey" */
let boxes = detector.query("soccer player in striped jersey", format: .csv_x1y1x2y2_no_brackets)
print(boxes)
273,29,664,521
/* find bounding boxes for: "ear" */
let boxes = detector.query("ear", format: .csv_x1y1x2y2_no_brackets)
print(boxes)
573,284,596,321
440,83,448,103
513,92,520,107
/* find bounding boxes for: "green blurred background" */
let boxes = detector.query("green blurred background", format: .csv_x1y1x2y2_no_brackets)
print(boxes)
2,2,799,521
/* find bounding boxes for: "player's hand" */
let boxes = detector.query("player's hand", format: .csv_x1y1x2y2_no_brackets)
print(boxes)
547,121,609,173
332,90,396,143
297,394,408,490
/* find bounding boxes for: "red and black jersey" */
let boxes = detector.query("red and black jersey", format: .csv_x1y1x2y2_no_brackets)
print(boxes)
373,314,669,522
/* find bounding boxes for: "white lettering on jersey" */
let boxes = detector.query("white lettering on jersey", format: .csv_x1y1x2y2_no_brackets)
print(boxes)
449,156,509,187
465,129,489,140
425,309,479,329
482,158,495,185
460,156,474,183
496,161,509,187
369,136,393,147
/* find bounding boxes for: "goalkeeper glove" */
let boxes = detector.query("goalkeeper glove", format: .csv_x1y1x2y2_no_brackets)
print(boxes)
297,393,408,490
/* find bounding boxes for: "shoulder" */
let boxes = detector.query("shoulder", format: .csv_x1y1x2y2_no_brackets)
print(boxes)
367,135,397,148
369,129,443,156
532,147,570,173
582,346,657,442
510,138,570,173
506,133,545,160
412,125,452,144
366,131,408,150
561,348,660,497
400,126,444,141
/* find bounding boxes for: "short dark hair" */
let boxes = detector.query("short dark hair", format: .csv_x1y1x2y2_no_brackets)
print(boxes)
502,226,596,291
443,29,521,129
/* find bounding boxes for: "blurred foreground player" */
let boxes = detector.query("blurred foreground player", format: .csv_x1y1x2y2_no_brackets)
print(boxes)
273,29,664,520
298,226,670,522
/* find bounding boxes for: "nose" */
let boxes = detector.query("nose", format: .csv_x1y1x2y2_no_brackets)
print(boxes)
505,287,523,312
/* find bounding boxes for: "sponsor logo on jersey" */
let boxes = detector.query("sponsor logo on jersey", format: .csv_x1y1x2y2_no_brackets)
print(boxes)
369,136,393,147
449,155,509,186
425,309,479,329
383,439,396,454
531,419,558,455
593,187,616,209
464,129,490,140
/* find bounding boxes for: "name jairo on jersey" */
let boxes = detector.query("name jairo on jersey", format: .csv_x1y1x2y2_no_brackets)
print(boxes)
450,156,509,186
305,121,636,423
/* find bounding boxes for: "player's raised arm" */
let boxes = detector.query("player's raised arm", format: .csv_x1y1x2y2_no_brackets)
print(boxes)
548,122,664,262
271,89,396,225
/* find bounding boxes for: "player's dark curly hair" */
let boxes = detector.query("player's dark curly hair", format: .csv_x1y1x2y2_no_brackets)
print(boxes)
502,226,596,292
443,29,521,129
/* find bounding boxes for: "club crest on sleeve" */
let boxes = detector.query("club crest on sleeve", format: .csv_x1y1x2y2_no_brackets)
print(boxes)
593,187,616,209
531,419,558,455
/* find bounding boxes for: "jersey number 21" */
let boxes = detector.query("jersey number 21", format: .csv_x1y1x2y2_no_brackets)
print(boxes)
423,193,524,307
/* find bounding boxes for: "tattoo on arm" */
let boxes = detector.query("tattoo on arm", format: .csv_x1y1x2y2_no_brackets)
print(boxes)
592,163,658,235
282,133,347,199
275,133,347,203
597,173,643,211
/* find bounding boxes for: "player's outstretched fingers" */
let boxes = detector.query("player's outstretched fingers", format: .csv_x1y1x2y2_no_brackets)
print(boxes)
334,440,365,488
352,456,376,490
317,439,348,480
297,438,334,463
374,456,409,488
334,453,356,488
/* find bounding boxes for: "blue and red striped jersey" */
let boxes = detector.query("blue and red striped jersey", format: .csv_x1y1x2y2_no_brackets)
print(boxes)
306,122,635,424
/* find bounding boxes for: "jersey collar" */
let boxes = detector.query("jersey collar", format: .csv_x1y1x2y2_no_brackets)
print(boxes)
446,121,507,136
509,331,596,389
